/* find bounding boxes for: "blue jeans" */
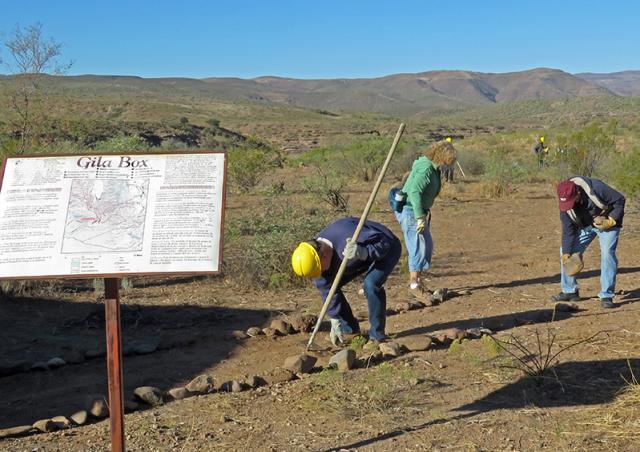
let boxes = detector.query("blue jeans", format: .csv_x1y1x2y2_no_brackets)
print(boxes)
394,207,433,272
328,237,402,341
560,226,620,299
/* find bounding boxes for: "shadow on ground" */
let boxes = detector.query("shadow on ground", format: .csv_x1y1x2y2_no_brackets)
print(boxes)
327,358,639,451
395,307,583,338
0,292,271,428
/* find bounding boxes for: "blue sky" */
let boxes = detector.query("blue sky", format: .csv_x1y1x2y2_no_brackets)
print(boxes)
0,0,638,79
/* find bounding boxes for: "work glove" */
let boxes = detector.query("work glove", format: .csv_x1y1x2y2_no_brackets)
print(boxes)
416,216,427,234
343,238,368,261
593,216,616,231
329,317,353,347
562,253,584,277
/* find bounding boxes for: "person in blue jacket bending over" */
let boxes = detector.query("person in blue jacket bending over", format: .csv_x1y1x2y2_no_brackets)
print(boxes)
291,217,402,346
553,176,625,308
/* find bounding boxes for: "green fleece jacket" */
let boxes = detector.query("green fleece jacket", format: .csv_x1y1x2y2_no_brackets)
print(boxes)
401,156,441,218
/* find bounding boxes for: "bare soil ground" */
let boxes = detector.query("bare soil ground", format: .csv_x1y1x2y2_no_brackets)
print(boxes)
1,180,639,451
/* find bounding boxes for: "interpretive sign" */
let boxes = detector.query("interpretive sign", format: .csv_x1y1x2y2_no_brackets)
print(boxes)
0,151,226,279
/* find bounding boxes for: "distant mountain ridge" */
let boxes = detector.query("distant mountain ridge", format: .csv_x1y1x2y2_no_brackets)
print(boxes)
576,71,640,97
29,67,630,115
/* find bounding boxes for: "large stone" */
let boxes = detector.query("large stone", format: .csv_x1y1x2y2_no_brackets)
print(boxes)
51,416,71,429
0,425,33,439
186,374,215,394
168,387,192,400
262,368,296,385
231,330,249,340
32,419,56,433
70,410,88,425
246,327,263,337
555,302,579,313
87,396,109,418
246,375,266,388
431,327,467,345
134,386,163,406
262,327,281,339
270,319,293,335
431,288,449,305
46,357,66,369
288,314,317,333
328,349,356,371
284,354,317,374
379,341,402,358
398,336,433,352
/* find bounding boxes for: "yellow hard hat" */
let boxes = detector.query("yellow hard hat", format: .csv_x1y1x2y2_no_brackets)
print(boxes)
291,242,322,278
540,136,545,142
445,137,452,143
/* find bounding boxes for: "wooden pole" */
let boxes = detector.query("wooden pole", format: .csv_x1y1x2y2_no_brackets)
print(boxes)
306,123,405,350
104,278,125,452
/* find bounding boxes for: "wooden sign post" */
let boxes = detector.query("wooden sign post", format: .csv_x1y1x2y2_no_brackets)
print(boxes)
104,278,125,452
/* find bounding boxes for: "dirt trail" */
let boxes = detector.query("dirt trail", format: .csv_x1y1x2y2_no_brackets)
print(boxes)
1,181,639,451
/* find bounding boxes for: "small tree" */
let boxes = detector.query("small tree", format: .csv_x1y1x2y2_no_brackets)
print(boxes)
2,22,72,153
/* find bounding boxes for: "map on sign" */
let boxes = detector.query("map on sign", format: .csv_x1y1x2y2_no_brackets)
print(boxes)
62,179,149,253
0,152,226,279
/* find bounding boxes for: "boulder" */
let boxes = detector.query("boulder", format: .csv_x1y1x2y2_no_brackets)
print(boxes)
270,319,294,335
134,386,163,406
246,327,263,337
246,375,266,388
231,330,249,340
32,419,56,433
186,374,215,394
288,314,317,333
51,416,71,429
262,368,296,385
87,396,109,418
284,354,317,374
379,341,402,358
168,387,192,400
394,301,412,313
70,410,88,425
397,336,433,352
0,425,33,439
328,349,356,371
124,400,139,413
46,357,66,369
30,361,48,371
262,327,281,339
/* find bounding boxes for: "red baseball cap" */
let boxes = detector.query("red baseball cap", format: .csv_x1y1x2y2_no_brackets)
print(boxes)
557,180,577,211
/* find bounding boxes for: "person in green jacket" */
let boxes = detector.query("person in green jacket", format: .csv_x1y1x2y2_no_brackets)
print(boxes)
393,140,457,300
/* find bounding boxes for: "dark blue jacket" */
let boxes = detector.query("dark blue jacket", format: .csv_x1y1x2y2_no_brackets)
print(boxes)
313,217,399,307
560,177,625,253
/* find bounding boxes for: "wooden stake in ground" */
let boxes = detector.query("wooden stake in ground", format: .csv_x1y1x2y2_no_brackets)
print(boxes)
306,123,406,351
456,160,467,179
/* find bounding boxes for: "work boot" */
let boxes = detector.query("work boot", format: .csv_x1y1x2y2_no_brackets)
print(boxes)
551,291,580,302
600,298,616,309
408,281,432,305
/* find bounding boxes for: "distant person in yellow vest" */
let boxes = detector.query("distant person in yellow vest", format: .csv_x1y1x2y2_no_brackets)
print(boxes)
533,136,549,167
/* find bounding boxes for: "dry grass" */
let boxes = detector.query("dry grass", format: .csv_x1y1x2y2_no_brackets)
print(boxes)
579,361,640,440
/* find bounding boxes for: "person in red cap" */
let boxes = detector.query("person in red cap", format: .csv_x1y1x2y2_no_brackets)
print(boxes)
553,176,625,308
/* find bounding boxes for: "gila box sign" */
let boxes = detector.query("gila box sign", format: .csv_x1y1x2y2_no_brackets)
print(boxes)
0,151,227,279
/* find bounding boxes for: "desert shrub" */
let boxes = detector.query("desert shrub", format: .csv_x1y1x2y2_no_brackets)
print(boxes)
227,144,270,193
480,150,529,197
224,201,333,289
609,147,640,201
301,167,349,211
456,148,485,176
552,121,617,178
94,135,150,152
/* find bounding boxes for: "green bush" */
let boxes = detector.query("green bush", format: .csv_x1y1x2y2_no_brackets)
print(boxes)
94,135,150,152
224,201,333,289
301,167,349,211
552,121,617,178
227,145,269,193
481,150,529,197
609,147,640,201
